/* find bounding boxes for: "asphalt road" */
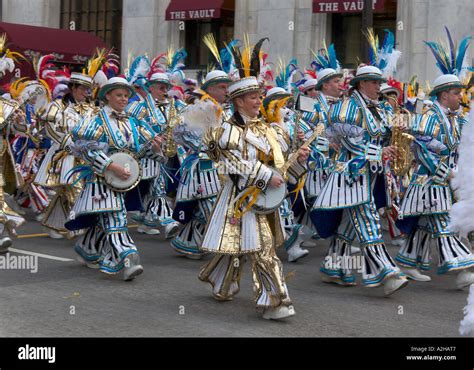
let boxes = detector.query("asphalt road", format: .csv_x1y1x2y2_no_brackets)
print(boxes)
0,214,470,337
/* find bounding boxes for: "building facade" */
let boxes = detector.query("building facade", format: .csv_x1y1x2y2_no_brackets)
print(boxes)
2,0,473,84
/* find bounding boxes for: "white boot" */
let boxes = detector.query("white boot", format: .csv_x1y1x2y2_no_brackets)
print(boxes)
164,222,180,239
403,268,431,282
137,225,160,235
123,254,144,281
46,228,64,239
383,276,409,296
76,255,99,269
287,244,309,262
0,237,12,254
456,270,474,290
262,305,295,320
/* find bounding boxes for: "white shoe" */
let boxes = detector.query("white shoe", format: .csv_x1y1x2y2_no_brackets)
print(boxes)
0,237,12,254
287,244,309,262
183,253,203,260
164,222,180,239
456,270,474,290
137,225,161,235
35,214,45,222
403,268,431,282
350,246,361,254
390,237,407,248
46,228,64,239
383,276,409,296
76,255,99,269
123,254,144,281
262,305,295,320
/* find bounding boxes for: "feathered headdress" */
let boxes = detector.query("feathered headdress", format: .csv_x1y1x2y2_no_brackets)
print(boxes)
275,59,302,94
310,42,340,72
230,35,272,85
364,28,401,78
202,33,239,80
0,33,26,77
126,55,151,88
148,48,187,86
424,27,472,78
85,48,120,88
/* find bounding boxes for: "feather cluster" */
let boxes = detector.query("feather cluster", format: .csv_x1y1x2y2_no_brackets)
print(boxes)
126,55,151,88
0,33,26,77
310,42,340,72
450,102,474,237
275,59,301,94
425,27,472,78
230,35,272,84
86,48,120,87
364,28,401,78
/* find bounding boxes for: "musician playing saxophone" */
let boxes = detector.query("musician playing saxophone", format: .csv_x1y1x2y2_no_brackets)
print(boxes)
65,77,166,281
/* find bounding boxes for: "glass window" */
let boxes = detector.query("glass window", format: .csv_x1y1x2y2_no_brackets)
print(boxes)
331,0,398,69
184,2,235,69
60,0,123,53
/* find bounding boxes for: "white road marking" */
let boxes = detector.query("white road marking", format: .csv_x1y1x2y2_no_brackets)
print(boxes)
8,248,74,262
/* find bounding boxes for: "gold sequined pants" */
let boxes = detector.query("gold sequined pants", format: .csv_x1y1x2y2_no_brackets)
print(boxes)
199,218,292,309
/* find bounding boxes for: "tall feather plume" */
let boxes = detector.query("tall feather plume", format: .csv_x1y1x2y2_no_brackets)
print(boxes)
378,29,402,78
250,37,269,78
148,52,168,77
230,42,245,79
424,27,473,77
127,55,151,87
241,34,252,77
364,28,379,67
310,41,340,72
220,39,238,74
203,33,223,70
275,58,300,93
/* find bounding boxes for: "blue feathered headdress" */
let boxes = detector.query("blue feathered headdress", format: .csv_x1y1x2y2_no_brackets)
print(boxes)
424,27,473,77
126,55,151,88
275,59,303,94
365,28,401,78
311,42,340,72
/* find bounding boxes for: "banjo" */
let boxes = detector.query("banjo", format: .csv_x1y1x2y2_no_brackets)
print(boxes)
252,123,325,214
103,150,142,192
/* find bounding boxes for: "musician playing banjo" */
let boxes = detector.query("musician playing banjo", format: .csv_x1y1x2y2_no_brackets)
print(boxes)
199,70,309,320
65,77,166,281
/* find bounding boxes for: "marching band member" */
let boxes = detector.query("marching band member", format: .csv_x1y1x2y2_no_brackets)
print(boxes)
9,77,51,220
65,77,165,281
396,29,474,287
0,34,27,252
171,68,231,259
199,38,310,319
311,61,409,295
36,60,99,239
129,50,186,238
293,44,344,245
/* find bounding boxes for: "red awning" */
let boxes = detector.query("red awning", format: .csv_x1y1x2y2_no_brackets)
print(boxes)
0,22,108,64
0,22,108,83
166,0,224,21
312,0,385,13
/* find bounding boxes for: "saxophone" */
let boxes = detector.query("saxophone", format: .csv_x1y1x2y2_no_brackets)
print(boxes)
390,103,415,176
163,100,182,157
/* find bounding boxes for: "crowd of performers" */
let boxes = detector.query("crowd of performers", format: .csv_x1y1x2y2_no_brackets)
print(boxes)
1,26,474,320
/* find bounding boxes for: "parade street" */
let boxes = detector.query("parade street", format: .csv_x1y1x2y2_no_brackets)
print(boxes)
0,213,467,337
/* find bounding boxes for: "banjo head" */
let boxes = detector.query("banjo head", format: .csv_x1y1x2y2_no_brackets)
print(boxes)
104,151,142,192
252,169,287,214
